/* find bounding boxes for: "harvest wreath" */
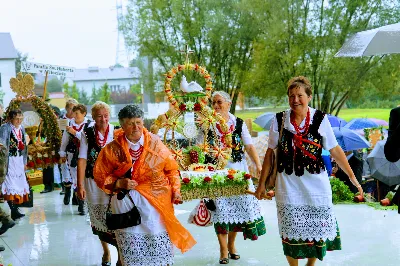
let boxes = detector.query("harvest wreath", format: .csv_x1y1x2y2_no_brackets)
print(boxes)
6,73,62,170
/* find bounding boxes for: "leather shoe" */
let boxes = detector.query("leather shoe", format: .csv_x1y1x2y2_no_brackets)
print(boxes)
0,220,16,235
0,245,5,252
40,189,52,194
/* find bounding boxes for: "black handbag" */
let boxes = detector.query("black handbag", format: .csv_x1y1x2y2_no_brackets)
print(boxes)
204,198,216,211
18,188,33,208
105,191,141,230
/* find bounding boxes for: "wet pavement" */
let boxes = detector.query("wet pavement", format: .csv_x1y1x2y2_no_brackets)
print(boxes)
1,191,399,266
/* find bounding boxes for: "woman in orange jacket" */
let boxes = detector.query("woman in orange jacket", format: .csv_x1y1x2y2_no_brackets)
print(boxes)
94,104,196,266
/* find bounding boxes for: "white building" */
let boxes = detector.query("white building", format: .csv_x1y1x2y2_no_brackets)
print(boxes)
68,66,141,97
0,32,17,108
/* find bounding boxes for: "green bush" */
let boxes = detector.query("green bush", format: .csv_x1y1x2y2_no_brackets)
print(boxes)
330,177,354,204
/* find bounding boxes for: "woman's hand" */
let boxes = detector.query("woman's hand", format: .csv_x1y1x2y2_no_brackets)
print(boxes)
256,163,262,178
357,185,364,197
77,185,86,200
254,182,266,200
116,178,138,190
172,192,183,204
66,126,76,136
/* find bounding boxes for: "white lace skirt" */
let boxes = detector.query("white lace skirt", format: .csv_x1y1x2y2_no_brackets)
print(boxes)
1,156,30,196
85,177,110,233
212,181,263,224
112,190,174,266
275,171,337,241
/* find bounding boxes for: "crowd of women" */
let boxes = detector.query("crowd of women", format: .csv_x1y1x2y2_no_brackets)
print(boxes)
0,76,365,266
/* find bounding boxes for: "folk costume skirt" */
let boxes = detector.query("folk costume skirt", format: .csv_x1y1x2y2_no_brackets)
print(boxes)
1,156,30,204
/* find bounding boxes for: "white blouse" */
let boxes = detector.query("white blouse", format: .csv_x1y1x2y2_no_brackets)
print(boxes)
78,122,115,160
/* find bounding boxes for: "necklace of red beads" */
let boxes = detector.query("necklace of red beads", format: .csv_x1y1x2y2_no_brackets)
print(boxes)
95,125,110,147
129,146,144,162
290,108,310,135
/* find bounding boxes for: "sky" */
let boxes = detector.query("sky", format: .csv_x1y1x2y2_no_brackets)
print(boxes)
0,0,130,69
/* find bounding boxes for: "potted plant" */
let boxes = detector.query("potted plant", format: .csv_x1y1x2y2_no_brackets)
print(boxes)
353,192,365,203
380,191,395,206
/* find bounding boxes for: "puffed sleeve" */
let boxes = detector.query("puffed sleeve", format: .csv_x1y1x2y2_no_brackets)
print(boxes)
241,120,253,145
78,133,88,159
268,115,279,149
318,114,338,151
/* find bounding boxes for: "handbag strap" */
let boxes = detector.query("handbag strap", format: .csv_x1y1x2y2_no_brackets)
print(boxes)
106,181,136,213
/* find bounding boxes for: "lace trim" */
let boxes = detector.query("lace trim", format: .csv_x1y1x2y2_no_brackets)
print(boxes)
212,194,263,224
115,230,174,266
276,202,337,241
87,202,112,233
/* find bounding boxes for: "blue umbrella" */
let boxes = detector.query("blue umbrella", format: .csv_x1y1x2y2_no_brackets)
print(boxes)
327,115,347,127
344,118,379,130
254,112,275,130
332,127,371,151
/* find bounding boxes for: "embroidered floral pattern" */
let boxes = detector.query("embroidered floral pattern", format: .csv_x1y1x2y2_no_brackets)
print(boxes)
277,110,326,176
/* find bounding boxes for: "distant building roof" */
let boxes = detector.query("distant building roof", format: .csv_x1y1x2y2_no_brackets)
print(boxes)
72,66,140,82
0,33,18,59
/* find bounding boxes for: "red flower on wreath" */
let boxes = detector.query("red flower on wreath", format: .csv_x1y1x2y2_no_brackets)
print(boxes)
194,103,202,111
227,174,234,180
53,157,59,163
35,158,43,165
244,173,251,180
182,177,190,184
207,165,215,171
44,158,51,164
203,176,212,183
27,161,34,168
179,103,186,111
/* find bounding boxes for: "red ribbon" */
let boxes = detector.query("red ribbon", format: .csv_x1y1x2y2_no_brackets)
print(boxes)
293,134,322,161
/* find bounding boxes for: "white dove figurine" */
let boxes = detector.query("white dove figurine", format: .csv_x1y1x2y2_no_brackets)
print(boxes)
180,75,204,93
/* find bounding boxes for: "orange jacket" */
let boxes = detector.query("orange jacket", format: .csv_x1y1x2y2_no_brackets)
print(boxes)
93,128,196,253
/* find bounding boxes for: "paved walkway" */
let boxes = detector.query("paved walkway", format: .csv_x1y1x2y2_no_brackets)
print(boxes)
1,191,399,266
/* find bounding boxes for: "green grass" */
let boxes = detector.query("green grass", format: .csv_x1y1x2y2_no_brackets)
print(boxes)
236,108,391,132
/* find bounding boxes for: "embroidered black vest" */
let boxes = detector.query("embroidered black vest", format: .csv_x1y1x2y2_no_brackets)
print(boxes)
231,117,245,163
66,120,91,154
66,120,91,168
9,131,25,157
83,125,103,179
205,117,245,164
277,110,326,176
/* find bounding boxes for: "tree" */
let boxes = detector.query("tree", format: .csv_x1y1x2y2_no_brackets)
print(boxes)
120,0,265,113
110,87,137,104
244,0,400,115
67,83,79,101
99,83,112,103
15,50,28,74
90,86,98,104
63,83,71,97
79,89,90,105
46,78,63,93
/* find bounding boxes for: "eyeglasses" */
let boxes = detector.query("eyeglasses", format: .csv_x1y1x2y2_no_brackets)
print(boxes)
212,100,225,105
